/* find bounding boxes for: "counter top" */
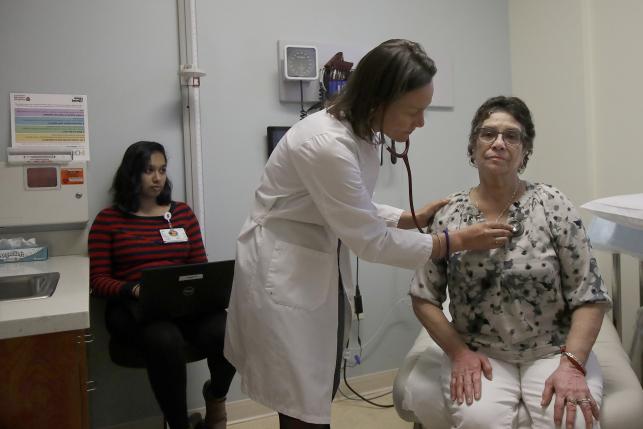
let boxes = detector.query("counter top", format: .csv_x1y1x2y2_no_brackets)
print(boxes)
0,255,89,340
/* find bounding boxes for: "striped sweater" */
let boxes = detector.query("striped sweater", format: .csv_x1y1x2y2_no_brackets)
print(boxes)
88,201,207,297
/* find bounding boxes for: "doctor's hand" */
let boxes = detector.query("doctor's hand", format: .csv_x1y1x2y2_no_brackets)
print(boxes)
449,222,514,252
448,348,493,405
398,198,449,230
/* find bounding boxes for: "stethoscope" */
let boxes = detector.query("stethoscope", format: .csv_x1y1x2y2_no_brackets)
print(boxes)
381,135,524,238
380,135,426,234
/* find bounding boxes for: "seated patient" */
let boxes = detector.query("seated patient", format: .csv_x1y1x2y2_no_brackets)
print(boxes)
410,97,611,429
88,141,235,429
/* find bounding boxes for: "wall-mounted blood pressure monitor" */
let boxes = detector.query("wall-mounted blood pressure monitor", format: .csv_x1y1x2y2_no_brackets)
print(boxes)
284,45,319,81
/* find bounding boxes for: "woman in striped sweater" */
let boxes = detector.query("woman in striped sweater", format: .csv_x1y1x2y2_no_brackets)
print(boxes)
88,141,234,429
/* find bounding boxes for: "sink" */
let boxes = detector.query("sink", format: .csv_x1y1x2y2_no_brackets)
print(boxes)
0,272,59,302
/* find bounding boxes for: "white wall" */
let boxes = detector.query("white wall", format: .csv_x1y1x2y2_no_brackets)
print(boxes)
196,0,513,402
509,0,594,205
509,0,643,355
0,0,515,426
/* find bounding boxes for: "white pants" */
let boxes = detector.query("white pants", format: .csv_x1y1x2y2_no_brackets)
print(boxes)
440,352,603,429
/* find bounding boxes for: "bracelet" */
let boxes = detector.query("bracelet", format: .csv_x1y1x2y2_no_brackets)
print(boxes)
560,346,586,376
443,228,450,256
431,233,441,258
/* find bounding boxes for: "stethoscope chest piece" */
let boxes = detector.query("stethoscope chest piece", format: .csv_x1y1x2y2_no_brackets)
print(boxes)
510,213,525,238
511,222,524,237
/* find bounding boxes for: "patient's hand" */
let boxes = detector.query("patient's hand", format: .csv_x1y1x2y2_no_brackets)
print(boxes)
541,361,599,429
449,348,493,405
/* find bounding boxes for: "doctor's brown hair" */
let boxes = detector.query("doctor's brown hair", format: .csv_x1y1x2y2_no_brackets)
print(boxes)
327,39,437,141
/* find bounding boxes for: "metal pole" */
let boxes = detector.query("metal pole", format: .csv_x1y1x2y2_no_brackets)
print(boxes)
639,260,643,308
177,0,206,241
612,253,622,338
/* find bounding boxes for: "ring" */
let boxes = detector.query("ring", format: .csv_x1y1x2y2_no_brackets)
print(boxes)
578,398,592,404
566,398,578,406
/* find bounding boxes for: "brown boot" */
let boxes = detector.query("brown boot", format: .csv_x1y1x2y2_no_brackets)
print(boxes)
203,380,227,429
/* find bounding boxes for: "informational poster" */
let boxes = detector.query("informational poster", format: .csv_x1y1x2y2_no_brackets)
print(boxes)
10,92,90,161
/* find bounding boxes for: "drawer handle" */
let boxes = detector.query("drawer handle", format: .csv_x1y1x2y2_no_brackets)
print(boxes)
76,333,95,344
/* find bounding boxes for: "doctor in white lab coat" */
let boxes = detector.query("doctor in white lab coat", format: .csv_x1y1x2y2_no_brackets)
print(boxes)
224,39,513,428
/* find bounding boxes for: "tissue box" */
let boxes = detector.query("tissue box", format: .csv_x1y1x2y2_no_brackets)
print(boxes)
0,246,48,263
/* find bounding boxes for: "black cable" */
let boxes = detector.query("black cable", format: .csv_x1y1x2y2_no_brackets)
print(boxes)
337,386,393,401
342,358,394,408
355,258,362,358
341,254,393,408
299,80,306,120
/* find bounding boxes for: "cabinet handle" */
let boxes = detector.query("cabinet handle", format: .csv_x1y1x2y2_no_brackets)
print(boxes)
76,333,94,344
86,380,97,392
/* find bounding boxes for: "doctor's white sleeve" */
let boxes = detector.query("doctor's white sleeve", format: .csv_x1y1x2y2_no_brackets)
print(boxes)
288,135,432,270
373,203,404,227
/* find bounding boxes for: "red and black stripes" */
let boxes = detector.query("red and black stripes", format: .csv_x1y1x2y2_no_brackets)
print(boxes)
88,201,207,297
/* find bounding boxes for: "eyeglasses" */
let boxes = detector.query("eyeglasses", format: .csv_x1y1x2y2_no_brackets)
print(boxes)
477,127,524,146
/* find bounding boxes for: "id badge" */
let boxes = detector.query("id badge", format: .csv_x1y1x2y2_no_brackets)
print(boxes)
160,228,188,243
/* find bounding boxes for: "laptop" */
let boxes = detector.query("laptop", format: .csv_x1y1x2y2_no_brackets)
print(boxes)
139,260,234,320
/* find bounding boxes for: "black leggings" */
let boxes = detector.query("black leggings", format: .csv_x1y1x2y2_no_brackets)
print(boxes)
105,299,236,429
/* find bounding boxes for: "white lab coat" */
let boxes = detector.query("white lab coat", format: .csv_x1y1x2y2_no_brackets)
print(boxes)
224,110,433,424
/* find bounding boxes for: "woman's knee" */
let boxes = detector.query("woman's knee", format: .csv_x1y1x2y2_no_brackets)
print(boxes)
141,321,184,353
194,312,227,351
452,401,517,429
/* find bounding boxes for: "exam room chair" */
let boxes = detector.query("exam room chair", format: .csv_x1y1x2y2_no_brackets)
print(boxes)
108,335,208,428
393,304,643,429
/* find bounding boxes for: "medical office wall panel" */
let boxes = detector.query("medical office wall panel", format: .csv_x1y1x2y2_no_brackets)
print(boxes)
591,2,643,356
0,1,185,427
196,0,512,403
509,0,643,362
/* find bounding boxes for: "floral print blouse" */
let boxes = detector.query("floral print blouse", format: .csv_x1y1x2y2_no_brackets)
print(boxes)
410,182,611,363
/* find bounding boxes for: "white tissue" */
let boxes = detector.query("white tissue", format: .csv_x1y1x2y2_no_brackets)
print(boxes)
0,237,38,250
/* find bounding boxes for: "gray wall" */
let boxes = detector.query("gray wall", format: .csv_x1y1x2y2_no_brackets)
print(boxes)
0,1,185,427
196,0,512,400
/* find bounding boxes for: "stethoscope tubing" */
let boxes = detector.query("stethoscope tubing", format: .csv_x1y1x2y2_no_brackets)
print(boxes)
384,137,524,238
385,138,425,234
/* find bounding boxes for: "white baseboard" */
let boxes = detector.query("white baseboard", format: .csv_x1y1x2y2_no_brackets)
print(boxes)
100,368,398,429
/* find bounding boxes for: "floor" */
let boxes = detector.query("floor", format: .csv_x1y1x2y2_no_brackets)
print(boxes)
229,392,413,429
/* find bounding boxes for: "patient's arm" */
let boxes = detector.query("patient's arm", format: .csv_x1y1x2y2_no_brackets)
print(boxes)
412,296,493,406
566,303,607,365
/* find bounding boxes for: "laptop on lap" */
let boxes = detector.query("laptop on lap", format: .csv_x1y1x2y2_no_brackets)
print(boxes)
139,260,234,320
